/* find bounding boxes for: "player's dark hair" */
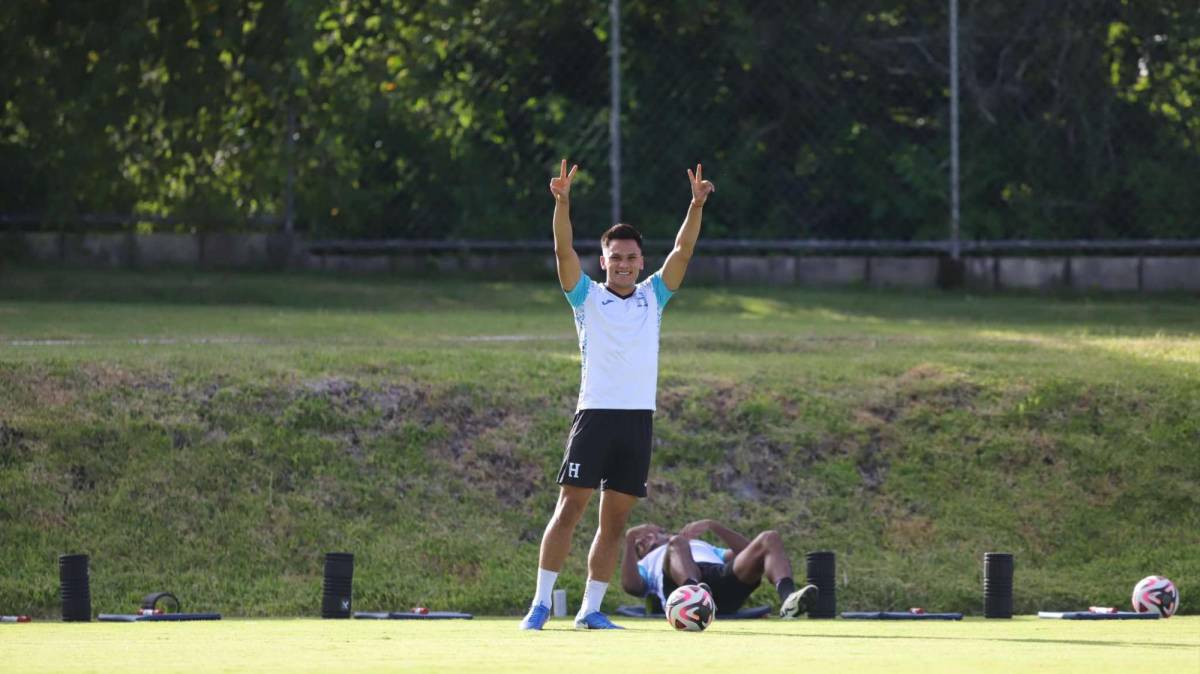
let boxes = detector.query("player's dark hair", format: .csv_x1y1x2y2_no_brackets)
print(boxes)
600,223,643,252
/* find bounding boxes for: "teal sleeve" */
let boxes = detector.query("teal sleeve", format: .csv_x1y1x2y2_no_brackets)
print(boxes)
637,563,651,596
565,274,591,308
650,271,674,311
713,547,730,561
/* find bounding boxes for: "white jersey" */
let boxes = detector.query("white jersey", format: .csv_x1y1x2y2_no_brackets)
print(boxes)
564,271,674,411
637,539,729,607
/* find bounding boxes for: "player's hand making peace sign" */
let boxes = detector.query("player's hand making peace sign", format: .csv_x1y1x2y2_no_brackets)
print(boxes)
688,163,715,207
549,159,578,202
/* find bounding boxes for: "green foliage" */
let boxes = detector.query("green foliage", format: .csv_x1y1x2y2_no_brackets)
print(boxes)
1,2,1198,238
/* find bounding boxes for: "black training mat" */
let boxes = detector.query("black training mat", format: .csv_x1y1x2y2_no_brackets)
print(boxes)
98,613,222,622
841,611,963,620
353,611,473,620
1037,611,1160,620
615,604,772,619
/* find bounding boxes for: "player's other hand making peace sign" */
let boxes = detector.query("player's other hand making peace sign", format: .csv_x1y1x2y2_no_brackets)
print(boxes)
550,159,578,202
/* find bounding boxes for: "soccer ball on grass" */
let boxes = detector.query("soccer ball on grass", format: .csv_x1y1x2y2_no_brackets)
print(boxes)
1131,575,1178,617
665,584,715,632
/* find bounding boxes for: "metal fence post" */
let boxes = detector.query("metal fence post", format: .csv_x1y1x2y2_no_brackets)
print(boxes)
949,0,961,260
609,0,622,227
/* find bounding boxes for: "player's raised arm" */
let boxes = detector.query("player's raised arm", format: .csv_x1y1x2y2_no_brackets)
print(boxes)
620,525,654,597
550,159,582,292
659,163,715,291
680,518,750,555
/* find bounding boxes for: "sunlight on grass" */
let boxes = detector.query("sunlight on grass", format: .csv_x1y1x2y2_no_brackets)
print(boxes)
4,617,1198,674
692,291,793,318
974,328,1200,366
810,306,878,323
1083,335,1200,365
973,329,1079,348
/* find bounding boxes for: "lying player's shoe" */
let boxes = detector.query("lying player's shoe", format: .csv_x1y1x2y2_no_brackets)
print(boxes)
519,603,551,630
574,611,624,630
780,584,819,619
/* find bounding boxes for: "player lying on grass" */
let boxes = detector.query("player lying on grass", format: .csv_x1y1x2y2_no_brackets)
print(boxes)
621,520,818,618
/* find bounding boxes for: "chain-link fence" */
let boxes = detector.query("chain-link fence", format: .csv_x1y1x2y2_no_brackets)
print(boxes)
2,1,1197,243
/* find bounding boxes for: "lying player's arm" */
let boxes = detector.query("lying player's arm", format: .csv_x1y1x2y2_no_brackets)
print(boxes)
620,530,648,597
550,159,582,292
683,519,750,556
659,163,715,291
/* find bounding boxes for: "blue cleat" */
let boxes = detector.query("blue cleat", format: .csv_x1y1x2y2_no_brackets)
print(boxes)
519,603,551,630
574,611,624,630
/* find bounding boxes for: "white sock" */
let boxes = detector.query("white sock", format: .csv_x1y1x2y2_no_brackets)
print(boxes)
532,568,558,608
576,579,609,618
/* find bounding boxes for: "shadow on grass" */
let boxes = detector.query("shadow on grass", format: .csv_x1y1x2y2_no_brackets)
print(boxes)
711,630,1197,650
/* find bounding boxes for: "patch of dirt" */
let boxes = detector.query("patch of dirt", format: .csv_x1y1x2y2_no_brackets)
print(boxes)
26,371,76,407
707,434,796,502
81,363,139,390
294,376,545,504
657,382,748,434
0,421,23,448
371,384,427,420
299,376,372,415
677,365,984,501
855,431,887,490
896,364,980,412
68,464,95,491
875,497,937,551
0,420,29,467
848,364,983,491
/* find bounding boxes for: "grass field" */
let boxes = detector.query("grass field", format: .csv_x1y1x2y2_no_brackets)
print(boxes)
2,616,1198,673
0,268,1197,625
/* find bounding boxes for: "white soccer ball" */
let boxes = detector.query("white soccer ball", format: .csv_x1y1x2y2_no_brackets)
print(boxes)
665,584,715,632
1132,575,1179,618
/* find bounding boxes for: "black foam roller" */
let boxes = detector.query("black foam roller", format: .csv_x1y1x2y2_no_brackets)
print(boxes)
321,552,354,618
983,552,1013,618
805,551,836,618
59,554,91,622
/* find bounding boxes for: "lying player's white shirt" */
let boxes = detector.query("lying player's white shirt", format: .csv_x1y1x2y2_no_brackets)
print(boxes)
564,271,673,411
637,539,729,607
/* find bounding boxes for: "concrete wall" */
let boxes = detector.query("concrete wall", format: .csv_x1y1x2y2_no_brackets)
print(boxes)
1072,257,1140,292
136,234,198,268
964,257,995,290
997,257,1068,290
797,257,866,286
1142,257,1200,292
4,233,1197,293
869,257,940,288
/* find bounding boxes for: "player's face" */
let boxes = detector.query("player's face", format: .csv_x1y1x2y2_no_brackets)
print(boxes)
600,239,644,291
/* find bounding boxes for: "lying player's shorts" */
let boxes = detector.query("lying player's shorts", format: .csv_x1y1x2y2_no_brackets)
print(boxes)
556,409,653,497
662,562,759,615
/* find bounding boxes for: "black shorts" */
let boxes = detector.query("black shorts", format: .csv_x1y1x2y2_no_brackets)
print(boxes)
662,562,759,615
556,409,653,497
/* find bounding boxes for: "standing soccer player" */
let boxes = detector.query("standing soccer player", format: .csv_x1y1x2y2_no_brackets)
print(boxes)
519,159,715,630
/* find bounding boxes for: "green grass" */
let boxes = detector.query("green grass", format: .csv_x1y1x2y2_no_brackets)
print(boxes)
2,617,1197,673
0,267,1197,620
